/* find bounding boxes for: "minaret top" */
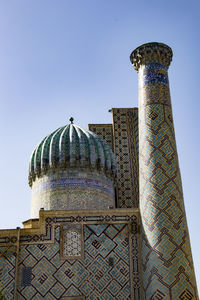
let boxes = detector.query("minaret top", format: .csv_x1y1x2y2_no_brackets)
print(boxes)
130,42,173,71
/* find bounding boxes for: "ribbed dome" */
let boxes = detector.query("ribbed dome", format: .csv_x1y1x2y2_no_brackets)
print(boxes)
29,122,117,186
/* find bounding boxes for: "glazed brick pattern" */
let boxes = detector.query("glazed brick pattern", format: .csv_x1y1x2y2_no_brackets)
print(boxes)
0,246,16,299
88,124,114,151
112,108,139,208
31,169,115,218
138,61,198,299
89,110,139,209
0,213,141,299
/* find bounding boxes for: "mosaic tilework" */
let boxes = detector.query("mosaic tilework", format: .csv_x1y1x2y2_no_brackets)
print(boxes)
111,108,139,208
88,124,114,151
132,43,198,299
0,213,139,247
16,225,132,299
0,246,16,299
62,297,85,300
0,212,141,299
31,169,115,218
33,178,114,195
88,110,139,209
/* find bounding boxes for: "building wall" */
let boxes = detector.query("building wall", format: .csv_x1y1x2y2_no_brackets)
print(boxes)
0,210,141,300
89,108,139,209
88,124,114,151
0,246,16,299
131,43,199,299
31,169,115,218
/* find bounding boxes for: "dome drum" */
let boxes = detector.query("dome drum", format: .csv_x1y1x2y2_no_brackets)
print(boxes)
31,168,115,218
29,122,117,218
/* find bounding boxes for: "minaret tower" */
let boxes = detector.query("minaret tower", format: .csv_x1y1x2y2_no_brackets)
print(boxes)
130,43,198,299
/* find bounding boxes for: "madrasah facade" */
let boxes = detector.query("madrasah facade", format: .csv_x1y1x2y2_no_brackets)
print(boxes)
0,42,198,299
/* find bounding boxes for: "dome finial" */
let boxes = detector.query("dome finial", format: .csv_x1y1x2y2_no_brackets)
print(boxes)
69,117,74,124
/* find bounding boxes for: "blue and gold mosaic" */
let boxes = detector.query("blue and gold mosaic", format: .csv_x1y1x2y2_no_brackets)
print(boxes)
112,108,139,208
89,108,139,209
131,42,198,299
0,211,141,299
0,246,16,299
0,41,198,300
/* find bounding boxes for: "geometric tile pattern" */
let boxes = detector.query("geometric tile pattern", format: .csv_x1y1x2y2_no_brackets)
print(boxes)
62,297,85,300
88,124,114,151
136,52,199,299
150,289,165,300
31,172,115,217
0,212,141,299
179,288,194,300
0,246,16,299
0,214,138,246
89,111,139,209
63,228,81,257
111,108,139,208
60,224,84,260
17,224,130,299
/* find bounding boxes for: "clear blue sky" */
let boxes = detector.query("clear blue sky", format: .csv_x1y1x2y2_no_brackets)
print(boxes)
0,0,199,291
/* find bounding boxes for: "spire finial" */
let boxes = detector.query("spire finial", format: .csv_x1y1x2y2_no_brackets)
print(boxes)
69,117,74,124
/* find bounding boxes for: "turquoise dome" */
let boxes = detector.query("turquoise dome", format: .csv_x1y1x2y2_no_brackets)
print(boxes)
29,122,117,186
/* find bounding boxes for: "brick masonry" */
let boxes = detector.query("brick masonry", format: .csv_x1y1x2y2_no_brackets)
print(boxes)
89,108,139,209
0,210,141,300
31,169,115,218
0,42,198,300
88,124,114,152
131,43,198,299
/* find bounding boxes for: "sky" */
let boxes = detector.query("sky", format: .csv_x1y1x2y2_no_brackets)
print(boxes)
0,0,199,291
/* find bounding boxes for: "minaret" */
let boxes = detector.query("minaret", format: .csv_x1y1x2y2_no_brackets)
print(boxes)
130,43,198,299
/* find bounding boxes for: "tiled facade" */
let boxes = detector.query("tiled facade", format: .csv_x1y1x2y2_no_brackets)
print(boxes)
0,210,141,300
0,42,198,299
31,169,115,218
89,108,139,209
88,124,114,151
0,246,16,299
111,108,139,208
131,43,198,299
